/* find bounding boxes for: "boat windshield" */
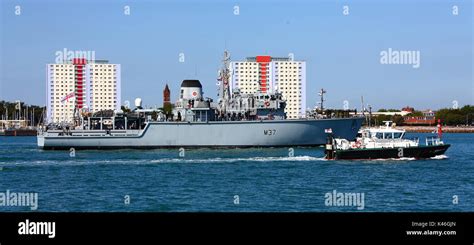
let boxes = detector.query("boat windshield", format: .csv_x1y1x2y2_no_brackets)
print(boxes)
370,129,404,139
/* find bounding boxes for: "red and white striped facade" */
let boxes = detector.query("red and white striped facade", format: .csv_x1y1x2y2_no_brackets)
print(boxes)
73,58,86,110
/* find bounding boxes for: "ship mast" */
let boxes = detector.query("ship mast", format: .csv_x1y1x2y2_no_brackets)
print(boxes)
217,50,231,116
318,88,326,112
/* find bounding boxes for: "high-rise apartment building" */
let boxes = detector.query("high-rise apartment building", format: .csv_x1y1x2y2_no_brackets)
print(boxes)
46,58,121,123
230,56,306,119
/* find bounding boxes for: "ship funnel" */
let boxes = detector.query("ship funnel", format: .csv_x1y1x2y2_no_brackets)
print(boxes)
180,80,202,100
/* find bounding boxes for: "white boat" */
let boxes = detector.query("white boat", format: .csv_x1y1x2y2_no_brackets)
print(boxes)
325,121,450,160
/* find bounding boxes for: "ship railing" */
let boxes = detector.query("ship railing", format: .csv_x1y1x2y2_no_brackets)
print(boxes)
426,136,443,146
74,130,141,137
405,137,419,144
46,129,141,137
370,138,419,148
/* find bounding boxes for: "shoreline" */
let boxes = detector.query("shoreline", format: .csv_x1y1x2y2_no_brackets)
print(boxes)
394,126,474,133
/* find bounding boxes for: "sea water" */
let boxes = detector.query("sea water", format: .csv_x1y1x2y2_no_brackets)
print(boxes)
0,133,472,211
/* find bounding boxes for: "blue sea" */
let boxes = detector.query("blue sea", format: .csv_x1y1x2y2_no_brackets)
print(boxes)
0,133,473,212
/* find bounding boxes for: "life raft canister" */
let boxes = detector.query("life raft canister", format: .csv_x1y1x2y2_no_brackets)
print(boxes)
351,140,362,148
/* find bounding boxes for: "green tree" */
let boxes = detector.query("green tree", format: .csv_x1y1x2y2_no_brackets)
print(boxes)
406,111,424,117
374,114,392,125
435,106,474,126
163,103,173,115
121,106,131,113
392,115,404,125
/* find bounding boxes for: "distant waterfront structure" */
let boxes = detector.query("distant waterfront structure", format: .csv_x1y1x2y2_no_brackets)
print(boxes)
404,109,436,126
163,84,171,107
46,58,121,123
230,55,306,119
402,106,414,113
162,83,172,117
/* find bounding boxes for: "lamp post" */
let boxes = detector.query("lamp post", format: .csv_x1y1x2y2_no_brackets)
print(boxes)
467,113,474,126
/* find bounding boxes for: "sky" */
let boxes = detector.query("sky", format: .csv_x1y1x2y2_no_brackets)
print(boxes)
0,0,472,111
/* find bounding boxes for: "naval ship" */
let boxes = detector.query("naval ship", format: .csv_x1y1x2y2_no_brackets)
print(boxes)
38,51,364,150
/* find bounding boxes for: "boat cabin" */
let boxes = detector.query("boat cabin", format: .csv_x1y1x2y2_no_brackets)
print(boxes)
360,121,405,140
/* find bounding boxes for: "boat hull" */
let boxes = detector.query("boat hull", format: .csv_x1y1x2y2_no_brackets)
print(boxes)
333,144,450,160
38,118,364,150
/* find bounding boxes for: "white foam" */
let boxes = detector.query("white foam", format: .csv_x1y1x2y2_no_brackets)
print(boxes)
430,155,448,160
357,155,449,162
150,155,324,163
1,156,325,166
356,157,417,162
398,157,417,161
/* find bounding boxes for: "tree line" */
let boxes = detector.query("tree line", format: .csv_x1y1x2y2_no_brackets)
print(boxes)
435,105,474,126
370,105,474,126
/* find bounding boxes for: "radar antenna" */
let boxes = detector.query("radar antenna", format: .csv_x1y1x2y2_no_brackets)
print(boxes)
217,50,232,116
317,88,326,112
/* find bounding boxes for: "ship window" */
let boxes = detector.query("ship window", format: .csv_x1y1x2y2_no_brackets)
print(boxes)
375,133,383,139
393,132,402,139
384,133,393,139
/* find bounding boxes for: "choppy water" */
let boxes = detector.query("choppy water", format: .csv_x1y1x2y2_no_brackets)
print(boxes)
0,133,473,211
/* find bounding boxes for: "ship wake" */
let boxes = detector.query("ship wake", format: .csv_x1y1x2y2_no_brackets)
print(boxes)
150,156,325,163
430,154,449,160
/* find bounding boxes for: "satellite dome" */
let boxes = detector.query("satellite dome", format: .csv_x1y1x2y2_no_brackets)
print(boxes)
134,98,142,107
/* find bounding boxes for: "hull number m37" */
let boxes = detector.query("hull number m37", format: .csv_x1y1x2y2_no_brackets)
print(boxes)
264,129,276,135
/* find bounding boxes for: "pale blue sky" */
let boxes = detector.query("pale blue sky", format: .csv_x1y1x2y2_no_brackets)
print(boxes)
0,0,472,110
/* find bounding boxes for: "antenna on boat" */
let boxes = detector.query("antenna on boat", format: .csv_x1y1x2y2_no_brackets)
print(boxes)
368,104,372,127
318,88,326,112
360,96,365,116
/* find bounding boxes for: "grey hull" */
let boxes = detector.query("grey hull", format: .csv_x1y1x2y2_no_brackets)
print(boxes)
38,118,364,150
